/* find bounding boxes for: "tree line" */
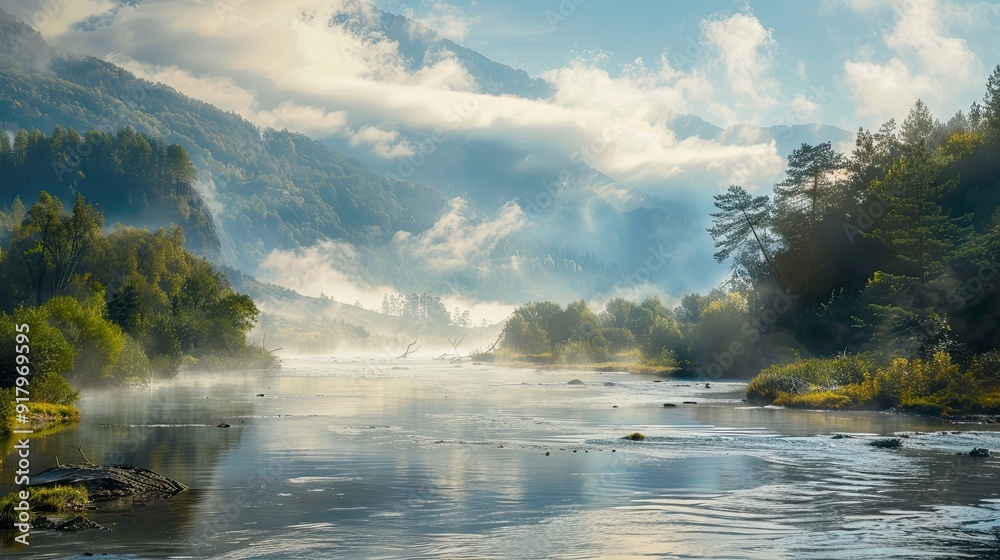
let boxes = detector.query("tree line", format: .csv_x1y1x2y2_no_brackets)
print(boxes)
380,292,482,328
708,67,1000,366
500,66,1000,411
0,129,275,433
0,126,220,257
0,191,271,383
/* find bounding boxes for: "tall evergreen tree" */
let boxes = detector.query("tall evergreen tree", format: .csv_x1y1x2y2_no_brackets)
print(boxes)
867,144,970,284
772,142,847,294
708,185,778,287
982,64,1000,141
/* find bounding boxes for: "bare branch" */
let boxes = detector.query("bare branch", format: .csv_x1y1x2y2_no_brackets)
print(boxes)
472,332,503,356
397,338,420,358
447,335,466,357
71,444,95,466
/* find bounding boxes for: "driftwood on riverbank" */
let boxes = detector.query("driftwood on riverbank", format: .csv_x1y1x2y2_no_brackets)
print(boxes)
29,463,187,504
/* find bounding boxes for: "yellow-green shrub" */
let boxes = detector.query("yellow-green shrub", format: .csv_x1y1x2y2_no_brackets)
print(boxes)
746,353,878,404
967,352,1000,390
748,351,990,414
0,485,89,524
773,390,852,409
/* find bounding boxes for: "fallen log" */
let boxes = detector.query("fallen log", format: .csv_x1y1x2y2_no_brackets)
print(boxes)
29,463,187,504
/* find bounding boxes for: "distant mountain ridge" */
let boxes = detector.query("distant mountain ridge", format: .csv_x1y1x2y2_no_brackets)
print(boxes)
669,114,853,156
0,7,448,272
0,8,55,66
0,5,856,306
332,6,553,98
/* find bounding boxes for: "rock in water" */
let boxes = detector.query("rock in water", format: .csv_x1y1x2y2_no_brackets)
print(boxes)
970,447,991,457
567,379,585,385
869,438,903,449
30,464,187,504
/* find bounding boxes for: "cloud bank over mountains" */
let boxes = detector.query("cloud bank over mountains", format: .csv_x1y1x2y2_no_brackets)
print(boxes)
3,0,994,317
6,0,993,193
12,0,809,196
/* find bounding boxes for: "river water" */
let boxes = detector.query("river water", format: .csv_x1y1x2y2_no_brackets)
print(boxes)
2,357,1000,559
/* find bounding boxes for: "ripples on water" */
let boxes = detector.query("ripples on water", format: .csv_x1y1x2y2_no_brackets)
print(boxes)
2,357,999,558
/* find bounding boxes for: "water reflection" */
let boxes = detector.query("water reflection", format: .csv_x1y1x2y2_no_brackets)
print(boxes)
1,360,999,558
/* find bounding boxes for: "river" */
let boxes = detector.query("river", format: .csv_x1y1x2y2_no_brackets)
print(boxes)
2,357,999,558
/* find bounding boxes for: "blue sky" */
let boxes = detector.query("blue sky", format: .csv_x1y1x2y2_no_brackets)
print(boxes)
4,0,998,190
375,0,1000,130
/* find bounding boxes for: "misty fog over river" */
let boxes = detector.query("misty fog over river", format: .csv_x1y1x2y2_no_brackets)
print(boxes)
3,358,1000,559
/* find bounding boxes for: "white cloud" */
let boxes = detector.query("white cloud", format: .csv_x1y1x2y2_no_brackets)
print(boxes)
257,240,397,309
885,0,976,81
106,55,352,136
700,12,779,111
37,0,786,193
254,198,524,323
106,54,254,112
844,58,928,121
844,0,982,123
790,93,819,121
0,0,115,36
403,1,482,42
392,198,526,271
349,124,415,158
537,53,783,188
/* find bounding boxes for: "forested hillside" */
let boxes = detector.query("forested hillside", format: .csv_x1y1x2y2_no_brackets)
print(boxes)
0,8,446,269
0,126,220,257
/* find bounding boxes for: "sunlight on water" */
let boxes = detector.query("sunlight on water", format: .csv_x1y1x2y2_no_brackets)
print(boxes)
2,358,1000,558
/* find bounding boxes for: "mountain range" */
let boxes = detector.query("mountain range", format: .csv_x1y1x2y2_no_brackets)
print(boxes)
0,5,853,322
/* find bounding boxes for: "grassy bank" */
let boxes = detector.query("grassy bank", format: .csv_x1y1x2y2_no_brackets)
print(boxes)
0,485,89,526
746,351,1000,416
485,350,679,377
0,388,80,439
0,400,80,440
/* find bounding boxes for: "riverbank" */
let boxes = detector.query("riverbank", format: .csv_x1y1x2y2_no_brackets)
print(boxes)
1,402,79,440
480,354,679,377
745,352,1000,421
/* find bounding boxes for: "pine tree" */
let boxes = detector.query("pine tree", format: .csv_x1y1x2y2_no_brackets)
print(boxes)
982,64,1000,141
772,142,847,294
868,145,970,284
900,99,939,153
0,130,11,162
12,129,29,165
708,185,778,286
9,196,26,227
